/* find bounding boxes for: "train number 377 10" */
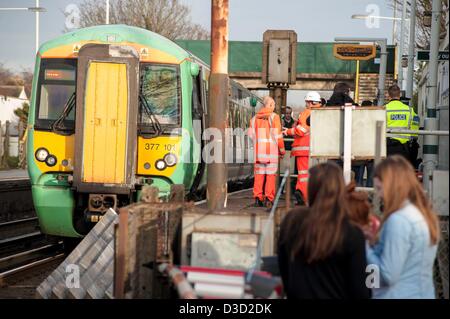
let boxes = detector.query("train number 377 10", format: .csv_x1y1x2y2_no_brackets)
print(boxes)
144,143,176,152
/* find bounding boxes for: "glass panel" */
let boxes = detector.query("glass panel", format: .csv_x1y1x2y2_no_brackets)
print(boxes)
38,84,75,120
140,64,180,125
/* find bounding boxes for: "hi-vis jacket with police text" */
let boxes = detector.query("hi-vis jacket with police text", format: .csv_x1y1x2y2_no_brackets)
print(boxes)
286,108,311,157
248,107,285,163
386,100,414,144
410,109,420,139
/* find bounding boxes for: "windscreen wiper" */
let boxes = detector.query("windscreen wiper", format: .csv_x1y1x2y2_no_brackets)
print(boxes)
139,93,162,137
51,92,76,136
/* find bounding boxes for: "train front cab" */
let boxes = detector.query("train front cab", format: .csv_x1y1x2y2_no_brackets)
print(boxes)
29,42,199,237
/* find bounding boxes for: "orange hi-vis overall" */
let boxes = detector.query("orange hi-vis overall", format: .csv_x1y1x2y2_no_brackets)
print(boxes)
248,107,285,202
285,108,312,201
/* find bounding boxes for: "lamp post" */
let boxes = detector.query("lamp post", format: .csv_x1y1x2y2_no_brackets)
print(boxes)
405,0,416,99
0,1,46,54
422,0,441,192
398,0,408,91
351,8,410,90
106,0,110,24
36,0,40,54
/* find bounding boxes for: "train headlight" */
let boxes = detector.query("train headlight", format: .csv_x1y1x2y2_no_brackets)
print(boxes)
155,159,166,171
35,148,49,162
45,155,57,167
163,153,177,167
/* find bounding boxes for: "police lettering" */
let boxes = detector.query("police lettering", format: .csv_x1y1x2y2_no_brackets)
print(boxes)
390,114,407,120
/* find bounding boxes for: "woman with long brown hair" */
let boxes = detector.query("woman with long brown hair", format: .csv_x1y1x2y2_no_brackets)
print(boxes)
367,155,439,298
278,162,370,299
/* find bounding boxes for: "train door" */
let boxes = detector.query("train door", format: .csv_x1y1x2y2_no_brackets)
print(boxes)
73,44,139,194
83,62,128,184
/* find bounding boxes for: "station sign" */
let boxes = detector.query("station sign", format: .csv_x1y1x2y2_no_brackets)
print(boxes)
417,50,449,61
333,44,376,61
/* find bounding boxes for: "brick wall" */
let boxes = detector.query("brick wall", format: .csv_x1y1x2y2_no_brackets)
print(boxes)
357,73,395,105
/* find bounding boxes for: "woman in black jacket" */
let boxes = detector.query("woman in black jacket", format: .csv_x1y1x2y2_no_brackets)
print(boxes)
326,82,357,106
277,162,371,299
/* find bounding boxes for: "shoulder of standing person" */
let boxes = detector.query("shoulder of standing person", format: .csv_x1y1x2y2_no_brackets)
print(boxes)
279,207,309,243
341,217,368,250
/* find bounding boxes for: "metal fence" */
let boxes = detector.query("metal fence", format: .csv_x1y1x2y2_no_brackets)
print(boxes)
0,120,26,169
435,216,449,299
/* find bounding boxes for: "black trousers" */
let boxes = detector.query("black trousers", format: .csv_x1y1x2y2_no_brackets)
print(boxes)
386,139,410,161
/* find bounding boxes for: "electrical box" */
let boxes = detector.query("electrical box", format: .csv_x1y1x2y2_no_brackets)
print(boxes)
181,211,274,271
267,39,290,83
309,107,387,159
262,30,297,84
190,232,258,270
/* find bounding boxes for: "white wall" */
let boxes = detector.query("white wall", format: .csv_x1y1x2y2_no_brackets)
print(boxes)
0,96,26,127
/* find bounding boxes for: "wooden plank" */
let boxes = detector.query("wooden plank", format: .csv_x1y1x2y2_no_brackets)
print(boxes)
114,207,128,299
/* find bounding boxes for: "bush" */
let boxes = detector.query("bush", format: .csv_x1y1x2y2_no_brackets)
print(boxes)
6,156,19,168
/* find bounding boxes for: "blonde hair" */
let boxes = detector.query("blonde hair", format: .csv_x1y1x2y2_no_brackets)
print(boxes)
374,155,439,245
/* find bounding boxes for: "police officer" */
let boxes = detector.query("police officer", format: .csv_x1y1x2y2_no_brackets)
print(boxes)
385,85,414,160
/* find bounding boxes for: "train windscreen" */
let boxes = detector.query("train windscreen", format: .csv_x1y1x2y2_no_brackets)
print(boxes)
139,64,181,129
35,59,77,131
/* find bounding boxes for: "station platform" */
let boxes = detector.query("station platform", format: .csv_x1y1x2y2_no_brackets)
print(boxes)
195,188,295,213
0,169,29,181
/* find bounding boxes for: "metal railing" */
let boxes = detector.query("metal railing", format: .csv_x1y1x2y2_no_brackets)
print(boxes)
387,129,449,136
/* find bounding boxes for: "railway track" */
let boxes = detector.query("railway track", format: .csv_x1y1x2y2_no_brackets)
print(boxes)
0,186,254,298
0,217,39,240
0,214,64,291
0,253,65,298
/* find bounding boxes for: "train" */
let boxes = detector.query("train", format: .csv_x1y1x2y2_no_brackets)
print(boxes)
27,25,261,238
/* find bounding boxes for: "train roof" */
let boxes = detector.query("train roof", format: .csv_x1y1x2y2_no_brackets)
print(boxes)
38,24,191,62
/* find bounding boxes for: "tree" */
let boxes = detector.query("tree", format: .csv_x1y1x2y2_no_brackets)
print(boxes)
0,63,33,88
390,0,448,50
73,0,209,40
0,63,14,85
14,102,29,128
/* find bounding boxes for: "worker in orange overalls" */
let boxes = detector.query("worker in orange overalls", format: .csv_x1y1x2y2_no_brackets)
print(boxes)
283,91,322,205
249,96,285,209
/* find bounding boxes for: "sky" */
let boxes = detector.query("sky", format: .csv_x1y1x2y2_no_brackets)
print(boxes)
0,0,396,72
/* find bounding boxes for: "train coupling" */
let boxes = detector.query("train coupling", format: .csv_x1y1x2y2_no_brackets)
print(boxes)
85,194,118,223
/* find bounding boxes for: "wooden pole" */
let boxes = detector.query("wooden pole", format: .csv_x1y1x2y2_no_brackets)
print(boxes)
207,0,229,211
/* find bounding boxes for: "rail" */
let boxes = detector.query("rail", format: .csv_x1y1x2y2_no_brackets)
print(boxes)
386,129,449,136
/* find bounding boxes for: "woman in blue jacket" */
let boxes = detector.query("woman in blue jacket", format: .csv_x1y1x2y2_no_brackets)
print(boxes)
366,155,440,298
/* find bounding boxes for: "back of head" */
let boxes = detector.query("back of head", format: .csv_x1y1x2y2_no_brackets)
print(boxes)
345,181,371,227
292,162,348,262
327,82,355,106
333,82,351,95
262,96,275,111
361,100,373,107
388,85,401,100
374,155,439,244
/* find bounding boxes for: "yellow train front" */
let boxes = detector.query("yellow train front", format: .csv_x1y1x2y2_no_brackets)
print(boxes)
27,25,259,237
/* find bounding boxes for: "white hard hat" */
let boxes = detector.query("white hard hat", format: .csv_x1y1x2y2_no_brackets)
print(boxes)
305,91,321,103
